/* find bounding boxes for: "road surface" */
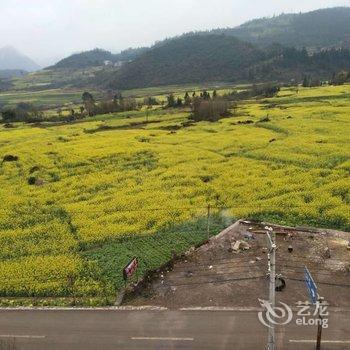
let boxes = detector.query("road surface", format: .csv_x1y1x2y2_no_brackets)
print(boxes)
0,308,349,349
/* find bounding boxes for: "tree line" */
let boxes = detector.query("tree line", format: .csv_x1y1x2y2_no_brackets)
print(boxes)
0,92,139,124
3,77,349,125
81,91,138,116
0,83,282,124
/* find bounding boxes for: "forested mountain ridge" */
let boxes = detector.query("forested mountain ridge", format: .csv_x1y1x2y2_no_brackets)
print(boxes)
212,7,350,50
101,35,264,89
51,49,115,69
8,7,350,90
97,7,350,89
50,47,148,69
100,34,350,89
51,8,350,72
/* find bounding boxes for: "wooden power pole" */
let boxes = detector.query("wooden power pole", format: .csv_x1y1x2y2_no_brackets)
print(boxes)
266,226,276,350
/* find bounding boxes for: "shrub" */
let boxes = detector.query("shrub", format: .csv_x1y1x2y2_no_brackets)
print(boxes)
2,155,18,162
144,96,159,106
191,98,230,122
1,109,18,122
27,176,36,185
252,84,281,97
1,106,44,123
29,166,40,174
258,116,271,123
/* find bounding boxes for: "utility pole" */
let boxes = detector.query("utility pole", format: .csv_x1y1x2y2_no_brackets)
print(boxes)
206,204,211,240
266,226,276,350
316,300,323,350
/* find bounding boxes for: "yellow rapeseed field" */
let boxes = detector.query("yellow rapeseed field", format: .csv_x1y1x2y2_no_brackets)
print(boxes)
0,85,349,303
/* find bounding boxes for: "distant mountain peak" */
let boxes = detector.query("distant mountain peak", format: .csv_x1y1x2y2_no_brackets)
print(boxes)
0,46,40,72
1,45,16,51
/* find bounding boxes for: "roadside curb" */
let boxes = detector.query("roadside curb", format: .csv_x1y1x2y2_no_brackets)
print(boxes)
180,306,350,312
0,306,350,312
0,306,168,311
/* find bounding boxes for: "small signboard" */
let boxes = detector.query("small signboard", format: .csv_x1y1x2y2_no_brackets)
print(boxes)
304,266,318,304
123,257,138,281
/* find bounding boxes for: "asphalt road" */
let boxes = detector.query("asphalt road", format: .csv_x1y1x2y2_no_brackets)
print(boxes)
0,309,349,350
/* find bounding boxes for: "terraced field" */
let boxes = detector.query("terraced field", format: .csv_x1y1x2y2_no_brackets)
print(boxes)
0,88,87,109
0,84,349,305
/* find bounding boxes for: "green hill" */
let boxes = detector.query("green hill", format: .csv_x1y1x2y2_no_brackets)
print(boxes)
51,47,148,69
102,35,265,89
213,7,350,50
14,7,350,90
101,34,350,89
51,49,115,69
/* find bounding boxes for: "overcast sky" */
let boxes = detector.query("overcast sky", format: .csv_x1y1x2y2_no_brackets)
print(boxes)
0,0,349,66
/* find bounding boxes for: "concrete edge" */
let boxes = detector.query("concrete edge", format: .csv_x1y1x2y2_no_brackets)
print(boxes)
210,219,242,241
180,306,350,312
1,306,349,312
0,306,168,311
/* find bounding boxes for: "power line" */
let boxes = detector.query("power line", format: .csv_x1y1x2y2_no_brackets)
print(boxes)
279,263,349,271
167,258,267,271
279,254,350,263
285,277,350,288
279,268,347,278
172,264,265,274
162,269,267,281
163,275,266,287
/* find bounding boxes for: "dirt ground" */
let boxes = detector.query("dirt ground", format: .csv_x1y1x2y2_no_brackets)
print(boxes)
126,220,350,308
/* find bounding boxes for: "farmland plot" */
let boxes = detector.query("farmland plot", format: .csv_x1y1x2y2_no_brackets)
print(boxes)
0,85,349,304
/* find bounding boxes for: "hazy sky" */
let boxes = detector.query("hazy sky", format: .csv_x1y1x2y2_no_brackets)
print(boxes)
0,0,349,66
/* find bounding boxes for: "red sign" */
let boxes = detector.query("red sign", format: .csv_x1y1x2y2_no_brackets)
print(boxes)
123,257,138,280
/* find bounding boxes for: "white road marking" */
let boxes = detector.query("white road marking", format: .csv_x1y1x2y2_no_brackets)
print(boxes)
131,337,194,341
0,335,46,339
180,307,262,311
290,340,350,344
